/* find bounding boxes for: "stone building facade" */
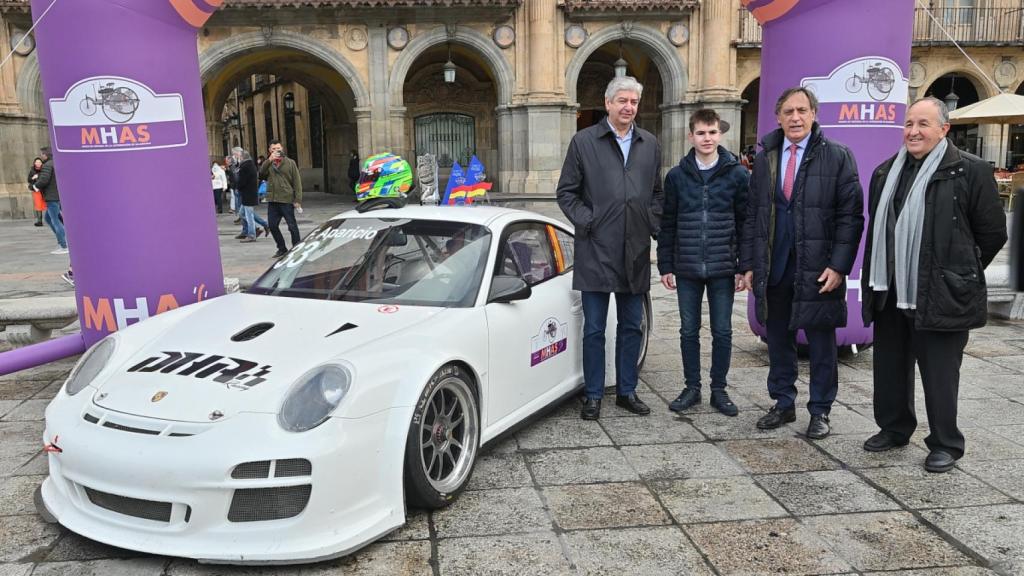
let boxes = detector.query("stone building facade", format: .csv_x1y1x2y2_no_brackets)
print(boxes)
0,0,1021,218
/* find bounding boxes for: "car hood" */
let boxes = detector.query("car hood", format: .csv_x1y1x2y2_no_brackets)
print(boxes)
93,293,444,423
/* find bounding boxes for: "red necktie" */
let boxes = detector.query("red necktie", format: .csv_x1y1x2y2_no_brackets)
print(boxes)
783,143,798,201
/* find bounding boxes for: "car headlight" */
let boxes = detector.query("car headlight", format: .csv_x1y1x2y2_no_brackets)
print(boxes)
278,365,352,432
65,337,116,397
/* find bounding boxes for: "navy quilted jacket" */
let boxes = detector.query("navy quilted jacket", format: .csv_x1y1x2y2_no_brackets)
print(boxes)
657,147,749,280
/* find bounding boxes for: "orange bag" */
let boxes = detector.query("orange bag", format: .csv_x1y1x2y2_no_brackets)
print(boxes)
32,190,46,211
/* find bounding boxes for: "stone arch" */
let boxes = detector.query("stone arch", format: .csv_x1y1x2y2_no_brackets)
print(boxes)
920,67,996,101
565,24,687,105
15,52,45,118
389,25,514,107
198,29,369,108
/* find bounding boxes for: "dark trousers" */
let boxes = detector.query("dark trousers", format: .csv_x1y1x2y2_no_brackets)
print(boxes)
677,276,735,391
872,295,968,458
581,291,645,400
765,264,838,416
267,201,300,252
213,188,224,213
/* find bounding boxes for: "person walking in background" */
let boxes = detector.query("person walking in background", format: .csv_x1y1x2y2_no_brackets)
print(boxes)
28,157,44,226
347,149,360,196
34,147,68,255
556,76,663,421
658,108,749,417
260,140,303,258
232,147,269,243
212,160,227,214
739,87,864,440
226,155,241,222
861,97,1007,473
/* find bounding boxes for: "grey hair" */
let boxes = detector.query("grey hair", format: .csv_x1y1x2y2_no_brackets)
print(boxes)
231,146,252,161
605,76,643,101
910,96,950,125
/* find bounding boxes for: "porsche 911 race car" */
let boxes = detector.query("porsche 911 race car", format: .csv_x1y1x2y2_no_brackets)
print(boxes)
38,205,651,564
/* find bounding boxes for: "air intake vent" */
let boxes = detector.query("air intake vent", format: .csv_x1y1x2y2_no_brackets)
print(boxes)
326,323,358,337
84,487,173,522
228,485,312,522
231,322,275,342
231,460,271,479
274,459,312,477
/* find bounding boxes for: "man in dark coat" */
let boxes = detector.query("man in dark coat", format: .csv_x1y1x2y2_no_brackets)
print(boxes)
232,147,270,242
658,108,749,417
34,146,68,255
556,76,663,420
739,87,864,440
861,97,1007,473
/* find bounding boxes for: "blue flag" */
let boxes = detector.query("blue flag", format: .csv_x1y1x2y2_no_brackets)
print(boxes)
467,155,486,186
442,161,467,205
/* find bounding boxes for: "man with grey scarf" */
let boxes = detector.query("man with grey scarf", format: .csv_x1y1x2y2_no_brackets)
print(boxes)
861,97,1006,473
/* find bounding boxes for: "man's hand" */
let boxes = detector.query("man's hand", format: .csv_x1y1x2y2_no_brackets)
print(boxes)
743,271,753,292
817,267,843,294
660,273,676,291
734,274,746,292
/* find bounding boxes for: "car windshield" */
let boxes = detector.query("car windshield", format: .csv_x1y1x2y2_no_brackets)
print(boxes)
249,217,491,307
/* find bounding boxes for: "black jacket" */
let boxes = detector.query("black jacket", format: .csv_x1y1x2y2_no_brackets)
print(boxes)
556,121,663,293
237,159,259,207
35,158,59,203
861,140,1007,331
657,146,749,280
739,123,864,329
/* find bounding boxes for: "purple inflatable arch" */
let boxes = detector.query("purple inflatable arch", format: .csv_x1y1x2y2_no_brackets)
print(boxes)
744,0,914,347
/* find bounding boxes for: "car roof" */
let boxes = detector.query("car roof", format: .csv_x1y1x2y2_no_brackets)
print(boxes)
327,204,570,231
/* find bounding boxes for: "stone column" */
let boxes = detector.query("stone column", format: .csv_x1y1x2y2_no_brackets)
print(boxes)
528,0,558,99
691,0,745,155
367,24,391,153
495,105,514,194
660,103,689,173
389,106,409,161
354,107,373,160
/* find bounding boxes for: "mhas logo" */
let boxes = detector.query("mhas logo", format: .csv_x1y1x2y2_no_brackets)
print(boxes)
801,57,910,128
128,352,271,390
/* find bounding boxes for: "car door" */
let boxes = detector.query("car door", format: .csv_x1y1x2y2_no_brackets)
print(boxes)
483,222,581,430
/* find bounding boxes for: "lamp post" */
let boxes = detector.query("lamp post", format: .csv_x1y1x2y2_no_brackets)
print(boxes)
944,76,960,111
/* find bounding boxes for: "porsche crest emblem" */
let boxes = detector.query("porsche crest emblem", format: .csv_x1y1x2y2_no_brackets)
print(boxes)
151,391,168,403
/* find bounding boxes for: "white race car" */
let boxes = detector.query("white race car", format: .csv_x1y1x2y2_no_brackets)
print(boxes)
38,205,651,564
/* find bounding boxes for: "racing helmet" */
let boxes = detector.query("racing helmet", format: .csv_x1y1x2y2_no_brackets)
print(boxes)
355,153,413,202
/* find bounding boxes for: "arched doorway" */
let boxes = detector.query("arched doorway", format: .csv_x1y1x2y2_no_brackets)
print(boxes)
924,73,982,156
574,40,664,144
402,43,498,184
740,78,760,152
200,32,367,196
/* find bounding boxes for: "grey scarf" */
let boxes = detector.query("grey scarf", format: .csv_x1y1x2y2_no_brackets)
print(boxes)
868,138,948,309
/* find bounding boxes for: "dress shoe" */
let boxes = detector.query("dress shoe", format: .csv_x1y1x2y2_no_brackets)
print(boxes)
806,413,831,440
240,237,256,243
580,397,601,420
234,233,247,240
615,393,651,415
862,432,909,452
272,249,288,259
33,221,42,227
710,390,739,417
925,450,957,473
669,388,701,413
756,405,796,429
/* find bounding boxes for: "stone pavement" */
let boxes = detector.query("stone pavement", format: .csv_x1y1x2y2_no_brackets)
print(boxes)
0,194,1023,575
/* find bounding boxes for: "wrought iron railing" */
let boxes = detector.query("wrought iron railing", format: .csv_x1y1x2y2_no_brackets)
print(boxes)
913,6,1024,45
737,6,1023,47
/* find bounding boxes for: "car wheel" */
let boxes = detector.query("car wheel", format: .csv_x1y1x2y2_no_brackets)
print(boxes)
637,295,652,371
404,364,480,509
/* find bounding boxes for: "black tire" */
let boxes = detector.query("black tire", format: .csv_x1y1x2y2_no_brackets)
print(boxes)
403,364,480,509
637,295,652,372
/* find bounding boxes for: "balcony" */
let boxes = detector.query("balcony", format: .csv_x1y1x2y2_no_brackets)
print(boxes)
913,6,1024,46
737,7,1024,48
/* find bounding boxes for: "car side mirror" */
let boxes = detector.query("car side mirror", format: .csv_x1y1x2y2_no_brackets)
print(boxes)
488,275,531,303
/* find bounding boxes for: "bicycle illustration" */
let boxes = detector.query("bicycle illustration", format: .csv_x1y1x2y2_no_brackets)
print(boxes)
79,82,140,123
845,63,895,102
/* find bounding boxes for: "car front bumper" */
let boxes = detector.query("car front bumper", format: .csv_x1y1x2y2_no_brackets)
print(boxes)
39,397,410,564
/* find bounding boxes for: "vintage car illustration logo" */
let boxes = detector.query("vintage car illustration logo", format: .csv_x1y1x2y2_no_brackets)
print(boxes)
530,317,568,367
151,391,168,403
800,56,910,128
48,76,187,153
128,351,271,390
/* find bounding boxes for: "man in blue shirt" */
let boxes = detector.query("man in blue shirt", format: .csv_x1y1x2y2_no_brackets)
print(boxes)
739,87,864,440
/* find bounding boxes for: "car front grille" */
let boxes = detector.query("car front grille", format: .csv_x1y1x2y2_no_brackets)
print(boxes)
230,458,311,479
231,460,271,479
274,458,312,477
84,486,175,523
227,485,312,522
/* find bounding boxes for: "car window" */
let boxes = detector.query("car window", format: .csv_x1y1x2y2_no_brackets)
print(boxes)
553,227,574,273
498,224,557,286
249,218,491,307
